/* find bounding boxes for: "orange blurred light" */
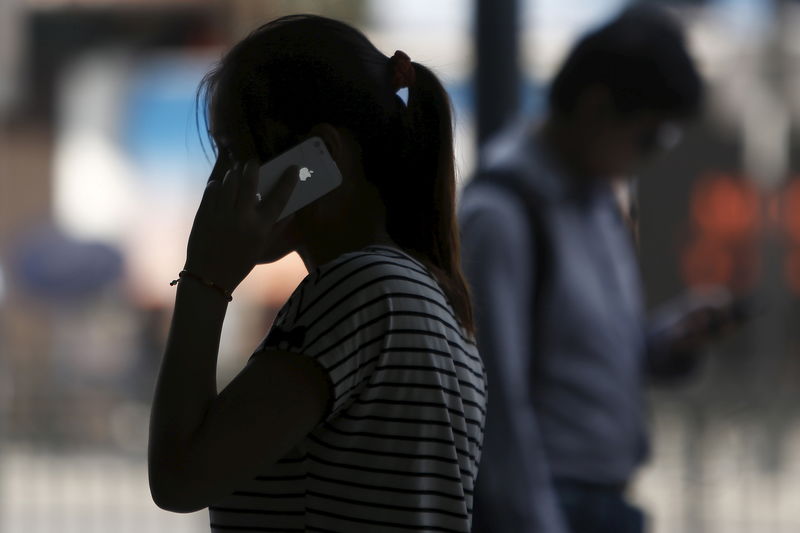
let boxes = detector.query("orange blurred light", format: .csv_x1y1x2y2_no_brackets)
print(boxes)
680,236,734,287
690,173,760,241
768,194,781,226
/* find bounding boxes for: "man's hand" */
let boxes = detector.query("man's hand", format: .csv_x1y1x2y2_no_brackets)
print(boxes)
662,287,751,353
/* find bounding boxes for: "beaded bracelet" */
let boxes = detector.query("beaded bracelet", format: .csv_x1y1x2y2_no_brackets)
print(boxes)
170,270,233,302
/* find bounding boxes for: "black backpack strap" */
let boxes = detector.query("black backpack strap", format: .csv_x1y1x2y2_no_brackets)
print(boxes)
477,169,551,381
496,176,552,332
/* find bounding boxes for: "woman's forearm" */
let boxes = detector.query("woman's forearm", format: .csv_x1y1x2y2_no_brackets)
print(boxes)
148,279,229,488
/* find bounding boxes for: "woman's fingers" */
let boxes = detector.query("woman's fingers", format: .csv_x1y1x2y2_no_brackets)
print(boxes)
217,162,242,211
236,159,261,211
203,156,295,228
208,154,229,184
197,171,226,219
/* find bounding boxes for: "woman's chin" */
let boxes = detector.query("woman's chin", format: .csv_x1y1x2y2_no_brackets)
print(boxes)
257,215,300,264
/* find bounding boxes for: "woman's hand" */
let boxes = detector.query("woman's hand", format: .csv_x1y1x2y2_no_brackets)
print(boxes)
184,157,297,294
150,157,326,511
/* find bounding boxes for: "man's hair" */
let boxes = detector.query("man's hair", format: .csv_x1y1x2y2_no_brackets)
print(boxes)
549,5,703,118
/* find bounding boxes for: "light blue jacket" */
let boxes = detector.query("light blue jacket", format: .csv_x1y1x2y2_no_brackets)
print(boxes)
460,121,694,533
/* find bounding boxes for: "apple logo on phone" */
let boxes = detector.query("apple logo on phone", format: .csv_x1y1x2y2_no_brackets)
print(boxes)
299,167,314,182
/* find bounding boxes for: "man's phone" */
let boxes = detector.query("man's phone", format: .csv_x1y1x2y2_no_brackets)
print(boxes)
257,136,343,221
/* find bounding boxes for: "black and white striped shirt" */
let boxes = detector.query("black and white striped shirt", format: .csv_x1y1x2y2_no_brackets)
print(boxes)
208,245,487,532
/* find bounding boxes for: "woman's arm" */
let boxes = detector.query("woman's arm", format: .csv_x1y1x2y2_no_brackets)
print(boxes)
148,278,329,512
148,158,326,512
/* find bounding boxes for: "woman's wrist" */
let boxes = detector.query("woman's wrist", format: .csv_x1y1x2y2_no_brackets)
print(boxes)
171,269,234,302
173,272,234,307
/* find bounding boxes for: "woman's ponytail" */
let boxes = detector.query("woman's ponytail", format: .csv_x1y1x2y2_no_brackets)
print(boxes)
383,59,475,336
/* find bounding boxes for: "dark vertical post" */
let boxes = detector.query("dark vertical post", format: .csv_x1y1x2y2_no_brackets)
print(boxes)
475,0,520,150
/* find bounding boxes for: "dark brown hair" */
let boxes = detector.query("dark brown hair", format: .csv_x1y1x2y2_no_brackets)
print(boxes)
199,14,474,334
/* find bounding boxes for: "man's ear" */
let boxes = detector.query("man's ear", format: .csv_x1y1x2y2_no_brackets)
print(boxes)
308,123,344,165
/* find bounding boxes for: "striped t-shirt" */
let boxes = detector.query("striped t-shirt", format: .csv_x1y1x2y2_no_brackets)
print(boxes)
208,245,487,532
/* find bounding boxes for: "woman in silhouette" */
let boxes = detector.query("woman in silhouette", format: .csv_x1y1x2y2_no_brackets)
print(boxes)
148,14,485,532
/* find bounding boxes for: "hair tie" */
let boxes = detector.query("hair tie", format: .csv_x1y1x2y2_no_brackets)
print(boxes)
390,50,416,92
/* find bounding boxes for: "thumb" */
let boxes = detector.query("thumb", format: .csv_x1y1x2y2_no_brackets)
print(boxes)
258,165,298,222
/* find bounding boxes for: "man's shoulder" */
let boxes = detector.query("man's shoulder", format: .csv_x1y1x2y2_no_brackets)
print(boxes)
470,120,565,204
460,179,530,233
478,124,537,183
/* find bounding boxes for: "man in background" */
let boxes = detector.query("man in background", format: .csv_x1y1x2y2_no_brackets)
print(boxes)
460,6,738,533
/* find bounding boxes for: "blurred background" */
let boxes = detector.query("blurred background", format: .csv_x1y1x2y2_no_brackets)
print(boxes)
1,0,799,531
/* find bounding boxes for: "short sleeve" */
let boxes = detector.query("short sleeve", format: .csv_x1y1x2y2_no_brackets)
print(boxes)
258,251,437,420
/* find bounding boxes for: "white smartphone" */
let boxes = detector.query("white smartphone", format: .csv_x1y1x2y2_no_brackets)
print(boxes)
256,136,343,221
